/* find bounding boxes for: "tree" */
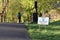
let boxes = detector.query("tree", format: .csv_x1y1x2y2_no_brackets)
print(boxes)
0,0,60,23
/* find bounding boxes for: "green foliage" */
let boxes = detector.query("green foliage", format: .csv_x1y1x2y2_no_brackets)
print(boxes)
0,0,2,11
0,0,60,22
27,21,60,40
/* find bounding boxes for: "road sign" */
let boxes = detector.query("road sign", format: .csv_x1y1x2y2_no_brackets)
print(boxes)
38,17,49,25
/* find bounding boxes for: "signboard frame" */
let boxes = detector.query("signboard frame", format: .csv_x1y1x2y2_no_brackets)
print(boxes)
38,17,49,25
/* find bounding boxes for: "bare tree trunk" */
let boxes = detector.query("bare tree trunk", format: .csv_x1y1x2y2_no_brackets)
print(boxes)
1,0,9,22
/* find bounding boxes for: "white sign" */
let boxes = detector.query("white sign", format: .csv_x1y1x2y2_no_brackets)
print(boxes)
38,17,49,25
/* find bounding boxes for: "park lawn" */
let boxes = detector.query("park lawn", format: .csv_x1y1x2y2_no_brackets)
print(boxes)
26,21,60,40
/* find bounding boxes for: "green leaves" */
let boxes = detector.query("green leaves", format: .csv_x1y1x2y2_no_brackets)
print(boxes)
0,0,60,22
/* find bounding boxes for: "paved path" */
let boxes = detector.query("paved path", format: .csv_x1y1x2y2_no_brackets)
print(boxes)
0,23,30,40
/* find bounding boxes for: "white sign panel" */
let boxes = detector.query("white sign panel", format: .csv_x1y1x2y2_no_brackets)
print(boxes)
38,17,49,25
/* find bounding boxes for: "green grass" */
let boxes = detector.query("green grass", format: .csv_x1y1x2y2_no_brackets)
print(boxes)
26,20,60,40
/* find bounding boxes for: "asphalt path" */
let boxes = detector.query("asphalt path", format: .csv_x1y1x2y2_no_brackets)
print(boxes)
0,23,30,40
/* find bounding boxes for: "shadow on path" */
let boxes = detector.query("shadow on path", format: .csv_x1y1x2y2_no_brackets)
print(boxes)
0,23,30,40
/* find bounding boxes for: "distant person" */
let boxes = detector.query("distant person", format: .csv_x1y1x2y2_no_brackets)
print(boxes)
32,12,38,23
39,13,42,17
17,12,21,23
45,10,48,13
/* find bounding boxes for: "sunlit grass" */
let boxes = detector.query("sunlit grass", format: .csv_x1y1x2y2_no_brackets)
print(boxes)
27,21,60,40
